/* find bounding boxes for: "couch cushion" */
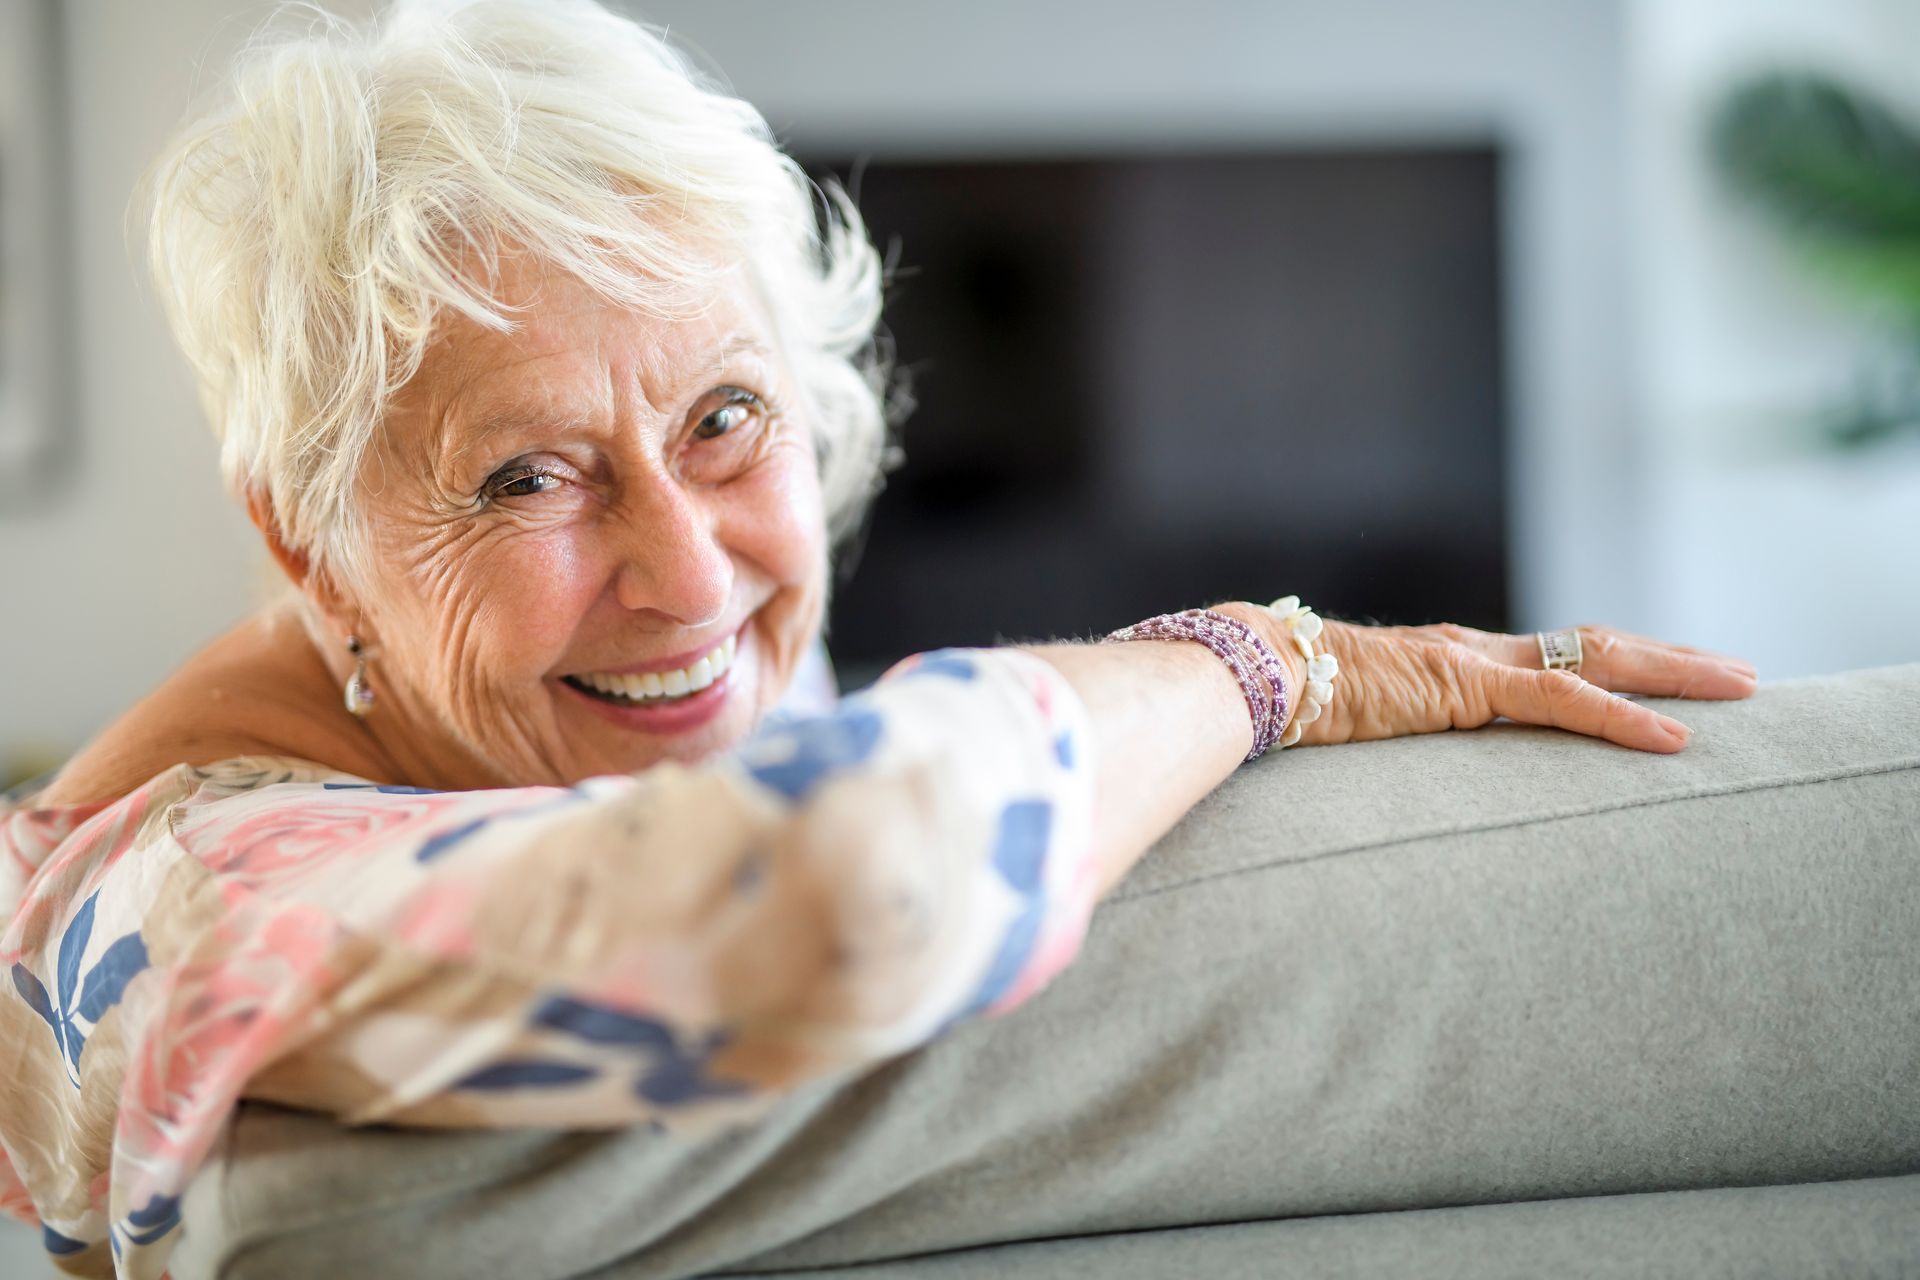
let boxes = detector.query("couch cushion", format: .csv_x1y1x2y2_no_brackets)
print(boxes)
704,1173,1920,1280
172,664,1920,1279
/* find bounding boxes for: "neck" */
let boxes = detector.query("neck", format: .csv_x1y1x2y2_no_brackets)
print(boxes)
249,599,417,783
40,599,427,807
292,603,500,791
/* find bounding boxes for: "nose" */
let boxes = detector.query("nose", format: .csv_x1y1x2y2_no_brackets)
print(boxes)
609,476,733,628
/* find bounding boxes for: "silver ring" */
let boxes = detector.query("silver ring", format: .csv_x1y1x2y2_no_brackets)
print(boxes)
1537,628,1583,674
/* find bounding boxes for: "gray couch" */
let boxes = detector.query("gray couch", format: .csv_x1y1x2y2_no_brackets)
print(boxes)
171,664,1920,1279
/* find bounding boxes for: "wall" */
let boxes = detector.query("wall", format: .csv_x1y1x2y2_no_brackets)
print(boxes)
0,1,360,776
1626,0,1920,677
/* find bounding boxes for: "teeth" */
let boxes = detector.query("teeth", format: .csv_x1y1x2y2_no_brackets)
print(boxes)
573,632,738,703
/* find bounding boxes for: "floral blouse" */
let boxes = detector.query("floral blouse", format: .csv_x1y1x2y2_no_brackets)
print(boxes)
0,647,1099,1279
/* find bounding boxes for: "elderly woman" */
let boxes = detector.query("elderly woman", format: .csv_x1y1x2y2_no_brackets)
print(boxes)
0,2,1756,1276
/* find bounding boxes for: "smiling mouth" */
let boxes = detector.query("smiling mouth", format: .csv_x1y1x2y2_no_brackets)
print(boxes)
562,633,739,705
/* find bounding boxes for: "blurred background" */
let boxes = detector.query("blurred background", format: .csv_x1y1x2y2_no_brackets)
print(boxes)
3,0,1919,790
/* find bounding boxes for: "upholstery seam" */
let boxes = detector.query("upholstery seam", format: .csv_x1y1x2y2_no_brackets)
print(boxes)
1107,755,1920,907
715,1171,1920,1275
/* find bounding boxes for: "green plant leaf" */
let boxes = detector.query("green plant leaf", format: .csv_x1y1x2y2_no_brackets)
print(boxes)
1711,74,1920,248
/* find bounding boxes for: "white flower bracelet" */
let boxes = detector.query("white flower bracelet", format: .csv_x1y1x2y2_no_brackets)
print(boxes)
1268,595,1339,748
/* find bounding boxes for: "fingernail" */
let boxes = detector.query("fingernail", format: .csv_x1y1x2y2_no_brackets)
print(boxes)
1658,715,1691,742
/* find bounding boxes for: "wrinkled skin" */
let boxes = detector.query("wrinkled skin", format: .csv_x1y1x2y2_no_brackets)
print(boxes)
1207,602,1758,755
303,257,830,789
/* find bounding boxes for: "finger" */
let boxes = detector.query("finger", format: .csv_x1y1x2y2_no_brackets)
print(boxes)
1570,629,1758,701
1594,625,1757,675
1458,623,1758,695
1558,626,1757,680
1484,665,1692,754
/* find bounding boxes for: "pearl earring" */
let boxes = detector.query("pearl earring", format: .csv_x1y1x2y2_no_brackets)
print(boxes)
344,635,376,717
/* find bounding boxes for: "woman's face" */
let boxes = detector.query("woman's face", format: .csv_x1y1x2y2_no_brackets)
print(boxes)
339,256,828,788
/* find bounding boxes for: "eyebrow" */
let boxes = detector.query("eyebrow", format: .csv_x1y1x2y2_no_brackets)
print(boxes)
443,405,597,461
702,332,774,380
440,331,775,453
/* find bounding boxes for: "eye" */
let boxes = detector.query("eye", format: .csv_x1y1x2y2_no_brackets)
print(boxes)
693,388,761,441
483,464,565,502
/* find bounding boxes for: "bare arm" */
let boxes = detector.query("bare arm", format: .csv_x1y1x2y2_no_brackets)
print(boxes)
1023,602,1759,904
1021,602,1303,901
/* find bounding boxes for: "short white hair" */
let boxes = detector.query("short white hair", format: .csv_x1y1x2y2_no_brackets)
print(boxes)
146,0,894,589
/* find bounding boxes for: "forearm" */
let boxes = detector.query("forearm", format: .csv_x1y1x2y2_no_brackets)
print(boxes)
1020,607,1304,901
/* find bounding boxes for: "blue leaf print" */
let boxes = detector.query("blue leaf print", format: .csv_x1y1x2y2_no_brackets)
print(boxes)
637,1052,750,1106
1055,730,1076,769
533,995,675,1048
902,650,979,682
322,782,442,794
455,1059,599,1090
55,893,98,1023
75,933,149,1024
416,817,491,864
990,801,1051,895
739,706,883,802
962,899,1045,1019
16,890,150,1083
533,995,749,1106
958,800,1054,1017
11,964,54,1027
41,1224,86,1256
122,1194,180,1247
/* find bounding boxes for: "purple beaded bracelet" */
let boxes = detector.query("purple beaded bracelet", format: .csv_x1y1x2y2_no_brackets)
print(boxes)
1102,608,1292,762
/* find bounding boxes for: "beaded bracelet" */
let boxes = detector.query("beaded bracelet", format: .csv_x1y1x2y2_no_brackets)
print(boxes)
1267,595,1340,748
1102,609,1291,761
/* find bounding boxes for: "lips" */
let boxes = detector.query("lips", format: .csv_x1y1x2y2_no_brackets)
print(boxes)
562,632,739,705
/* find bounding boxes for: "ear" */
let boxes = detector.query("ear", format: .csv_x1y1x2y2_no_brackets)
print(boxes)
246,488,310,586
246,489,361,640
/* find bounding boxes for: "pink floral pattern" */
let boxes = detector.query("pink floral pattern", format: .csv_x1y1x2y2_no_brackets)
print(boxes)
0,648,1096,1279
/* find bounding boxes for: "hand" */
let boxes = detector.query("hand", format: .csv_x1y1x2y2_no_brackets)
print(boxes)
1272,618,1758,754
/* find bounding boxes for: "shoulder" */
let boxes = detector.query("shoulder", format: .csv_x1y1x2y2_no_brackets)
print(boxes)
40,605,380,808
40,731,293,809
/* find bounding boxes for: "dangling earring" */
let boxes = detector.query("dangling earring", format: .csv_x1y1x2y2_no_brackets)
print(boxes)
344,635,376,717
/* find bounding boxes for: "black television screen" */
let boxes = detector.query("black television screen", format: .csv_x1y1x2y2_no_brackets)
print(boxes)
805,147,1508,682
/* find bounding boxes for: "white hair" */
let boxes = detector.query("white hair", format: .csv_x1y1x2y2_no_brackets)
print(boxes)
146,0,895,590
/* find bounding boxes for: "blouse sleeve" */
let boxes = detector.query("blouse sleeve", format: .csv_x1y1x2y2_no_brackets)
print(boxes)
141,646,1100,1134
